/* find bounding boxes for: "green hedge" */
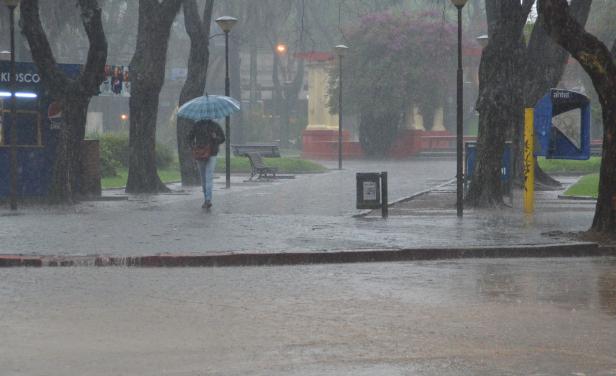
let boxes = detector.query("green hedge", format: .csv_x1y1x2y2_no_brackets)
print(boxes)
97,133,175,177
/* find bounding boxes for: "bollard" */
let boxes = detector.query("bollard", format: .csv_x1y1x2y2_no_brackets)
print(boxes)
381,171,388,218
524,108,535,214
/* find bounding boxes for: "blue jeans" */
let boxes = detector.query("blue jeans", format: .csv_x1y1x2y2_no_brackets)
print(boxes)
197,156,217,202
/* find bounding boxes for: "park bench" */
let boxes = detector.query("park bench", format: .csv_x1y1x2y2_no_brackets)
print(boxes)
232,144,281,158
245,152,278,180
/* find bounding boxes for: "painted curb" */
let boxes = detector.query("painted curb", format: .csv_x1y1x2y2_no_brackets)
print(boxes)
1,242,614,268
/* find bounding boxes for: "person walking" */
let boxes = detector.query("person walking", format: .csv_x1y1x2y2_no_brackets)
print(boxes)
188,119,226,209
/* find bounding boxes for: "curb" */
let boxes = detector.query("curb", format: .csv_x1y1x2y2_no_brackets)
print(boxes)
558,194,597,201
1,243,614,268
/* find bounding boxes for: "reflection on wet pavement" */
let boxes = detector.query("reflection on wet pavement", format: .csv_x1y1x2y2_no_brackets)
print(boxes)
1,258,615,375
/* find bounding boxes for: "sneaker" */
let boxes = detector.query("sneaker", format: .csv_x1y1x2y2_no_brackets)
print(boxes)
202,200,212,209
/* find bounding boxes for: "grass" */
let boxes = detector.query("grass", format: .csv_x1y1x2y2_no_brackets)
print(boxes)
101,157,327,189
215,156,327,174
538,156,601,174
101,168,181,189
563,173,599,198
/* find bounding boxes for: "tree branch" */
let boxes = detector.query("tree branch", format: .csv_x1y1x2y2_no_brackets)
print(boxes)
538,0,616,96
182,0,203,39
77,0,108,96
20,0,69,95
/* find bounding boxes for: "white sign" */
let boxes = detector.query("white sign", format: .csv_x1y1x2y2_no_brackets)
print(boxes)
363,181,377,201
0,72,41,83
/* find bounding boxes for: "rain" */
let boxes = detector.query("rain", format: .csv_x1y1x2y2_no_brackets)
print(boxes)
1,0,615,374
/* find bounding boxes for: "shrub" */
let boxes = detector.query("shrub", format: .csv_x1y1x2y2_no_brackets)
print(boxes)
155,143,174,169
100,133,129,167
99,140,121,177
97,133,177,176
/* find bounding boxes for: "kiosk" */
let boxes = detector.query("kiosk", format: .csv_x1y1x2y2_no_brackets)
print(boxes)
0,61,81,198
534,88,591,160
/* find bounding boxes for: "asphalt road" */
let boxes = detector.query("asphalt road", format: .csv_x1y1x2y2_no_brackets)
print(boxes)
1,257,615,375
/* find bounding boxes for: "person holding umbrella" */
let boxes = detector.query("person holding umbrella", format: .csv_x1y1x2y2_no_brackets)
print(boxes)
187,119,225,209
178,94,240,210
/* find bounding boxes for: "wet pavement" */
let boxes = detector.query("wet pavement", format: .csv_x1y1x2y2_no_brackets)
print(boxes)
1,257,615,375
0,160,599,257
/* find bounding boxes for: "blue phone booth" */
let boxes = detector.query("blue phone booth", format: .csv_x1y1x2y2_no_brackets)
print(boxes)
534,89,591,160
0,61,81,198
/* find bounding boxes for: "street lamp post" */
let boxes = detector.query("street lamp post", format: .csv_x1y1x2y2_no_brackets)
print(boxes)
334,44,348,170
3,0,20,211
450,0,467,218
216,16,238,189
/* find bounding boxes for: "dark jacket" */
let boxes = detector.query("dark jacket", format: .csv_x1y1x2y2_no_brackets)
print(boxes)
187,120,226,156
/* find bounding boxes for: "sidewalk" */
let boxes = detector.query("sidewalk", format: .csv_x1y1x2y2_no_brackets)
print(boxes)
1,162,613,266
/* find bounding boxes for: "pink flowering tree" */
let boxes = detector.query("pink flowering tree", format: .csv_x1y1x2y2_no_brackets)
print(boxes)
329,11,456,156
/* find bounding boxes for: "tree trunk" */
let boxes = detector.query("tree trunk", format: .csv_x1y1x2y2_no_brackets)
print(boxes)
466,0,531,207
53,94,89,203
177,0,214,187
21,0,107,204
126,0,182,194
539,0,616,235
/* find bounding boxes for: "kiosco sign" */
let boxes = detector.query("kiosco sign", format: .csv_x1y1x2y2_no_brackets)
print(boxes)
0,72,42,83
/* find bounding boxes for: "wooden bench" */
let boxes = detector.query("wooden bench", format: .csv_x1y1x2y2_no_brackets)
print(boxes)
232,144,281,158
245,152,278,180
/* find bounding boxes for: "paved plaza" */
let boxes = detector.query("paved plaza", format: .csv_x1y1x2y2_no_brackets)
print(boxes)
0,159,600,258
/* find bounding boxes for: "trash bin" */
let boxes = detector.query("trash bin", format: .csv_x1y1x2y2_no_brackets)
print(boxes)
356,173,382,210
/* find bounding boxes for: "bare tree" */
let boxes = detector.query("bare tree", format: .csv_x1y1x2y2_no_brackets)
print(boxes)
125,0,183,194
21,0,107,203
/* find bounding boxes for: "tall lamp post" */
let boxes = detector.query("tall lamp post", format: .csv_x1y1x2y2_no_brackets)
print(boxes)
3,0,20,211
450,0,467,218
334,44,348,170
216,16,238,189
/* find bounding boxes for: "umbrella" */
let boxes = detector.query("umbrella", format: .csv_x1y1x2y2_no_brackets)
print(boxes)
177,94,240,121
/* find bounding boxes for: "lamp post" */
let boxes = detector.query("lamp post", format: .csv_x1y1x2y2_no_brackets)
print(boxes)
334,44,348,170
3,0,20,211
450,0,467,218
216,16,238,189
275,43,289,149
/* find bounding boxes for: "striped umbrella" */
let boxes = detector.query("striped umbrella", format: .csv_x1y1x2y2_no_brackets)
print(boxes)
177,94,240,121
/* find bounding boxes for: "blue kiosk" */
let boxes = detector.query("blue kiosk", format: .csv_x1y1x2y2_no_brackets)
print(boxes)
0,61,81,198
533,88,591,160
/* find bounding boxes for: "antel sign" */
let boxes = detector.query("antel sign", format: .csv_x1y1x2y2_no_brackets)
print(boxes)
0,72,41,84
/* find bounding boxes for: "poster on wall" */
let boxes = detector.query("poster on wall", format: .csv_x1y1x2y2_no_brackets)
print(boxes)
99,65,130,97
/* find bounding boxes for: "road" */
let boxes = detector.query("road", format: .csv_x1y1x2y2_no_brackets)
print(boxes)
1,257,615,375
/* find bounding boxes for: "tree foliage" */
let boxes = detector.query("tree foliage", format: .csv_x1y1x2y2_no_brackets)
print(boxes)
329,11,456,156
